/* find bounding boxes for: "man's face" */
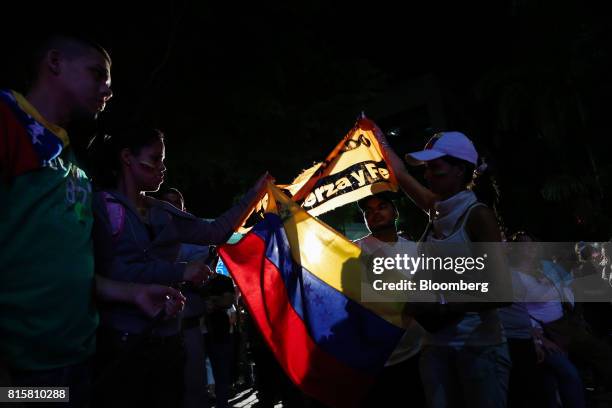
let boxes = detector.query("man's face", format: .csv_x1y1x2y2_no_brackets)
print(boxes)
56,48,113,120
363,197,397,233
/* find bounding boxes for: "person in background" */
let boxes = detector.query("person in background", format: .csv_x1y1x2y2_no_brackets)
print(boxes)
353,193,426,407
203,273,238,408
572,242,612,340
500,232,554,408
158,186,213,408
510,232,586,408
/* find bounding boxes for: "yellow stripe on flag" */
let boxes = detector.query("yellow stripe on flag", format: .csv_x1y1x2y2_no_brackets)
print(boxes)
267,183,405,327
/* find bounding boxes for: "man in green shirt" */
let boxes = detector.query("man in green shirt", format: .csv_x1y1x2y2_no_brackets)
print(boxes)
0,35,185,406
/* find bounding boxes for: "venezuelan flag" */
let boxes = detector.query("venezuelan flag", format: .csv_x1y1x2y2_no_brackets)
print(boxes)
219,182,406,408
282,115,398,217
0,90,68,176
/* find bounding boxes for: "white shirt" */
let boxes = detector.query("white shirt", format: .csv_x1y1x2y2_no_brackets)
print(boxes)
354,234,424,365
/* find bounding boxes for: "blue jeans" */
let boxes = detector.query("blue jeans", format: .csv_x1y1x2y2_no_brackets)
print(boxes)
541,352,585,408
420,343,511,408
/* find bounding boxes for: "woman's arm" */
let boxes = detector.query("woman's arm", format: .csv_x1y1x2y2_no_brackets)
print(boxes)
174,173,271,245
465,205,502,242
376,133,438,211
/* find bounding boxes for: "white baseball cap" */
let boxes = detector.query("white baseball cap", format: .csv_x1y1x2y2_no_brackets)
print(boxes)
405,131,478,166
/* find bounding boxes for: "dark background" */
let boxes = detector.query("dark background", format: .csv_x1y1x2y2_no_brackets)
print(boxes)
2,1,611,241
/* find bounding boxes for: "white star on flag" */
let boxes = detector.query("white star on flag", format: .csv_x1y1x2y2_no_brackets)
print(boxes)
28,122,46,145
3,91,16,103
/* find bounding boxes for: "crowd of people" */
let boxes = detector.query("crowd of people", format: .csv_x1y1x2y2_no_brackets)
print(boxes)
2,34,612,408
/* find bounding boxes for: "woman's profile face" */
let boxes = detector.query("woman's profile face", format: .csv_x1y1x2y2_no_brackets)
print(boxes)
423,158,464,198
127,139,167,192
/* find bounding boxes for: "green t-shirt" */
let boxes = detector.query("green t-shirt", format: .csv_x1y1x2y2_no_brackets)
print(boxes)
0,90,98,370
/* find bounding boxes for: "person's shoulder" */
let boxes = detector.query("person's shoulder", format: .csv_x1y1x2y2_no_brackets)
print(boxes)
95,190,126,208
397,236,416,244
352,235,369,243
465,204,501,241
467,203,495,220
395,236,416,246
392,237,417,259
512,267,531,279
514,269,538,286
353,234,373,245
146,195,195,218
0,91,43,182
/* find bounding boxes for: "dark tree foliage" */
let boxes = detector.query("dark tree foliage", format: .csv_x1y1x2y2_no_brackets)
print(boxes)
1,0,610,241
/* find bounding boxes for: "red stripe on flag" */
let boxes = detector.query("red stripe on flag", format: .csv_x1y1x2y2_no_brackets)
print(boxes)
0,100,40,181
220,233,374,408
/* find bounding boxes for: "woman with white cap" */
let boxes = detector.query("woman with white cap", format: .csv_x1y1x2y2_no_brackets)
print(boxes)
377,131,512,408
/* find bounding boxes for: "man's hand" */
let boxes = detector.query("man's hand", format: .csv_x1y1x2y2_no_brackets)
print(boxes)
183,260,213,285
132,284,186,318
533,327,564,363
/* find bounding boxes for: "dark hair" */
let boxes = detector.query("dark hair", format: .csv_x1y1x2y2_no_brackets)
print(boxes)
575,241,603,262
509,230,539,242
87,127,164,189
206,274,235,296
357,192,397,212
507,230,541,267
158,187,185,206
441,154,503,232
28,34,111,88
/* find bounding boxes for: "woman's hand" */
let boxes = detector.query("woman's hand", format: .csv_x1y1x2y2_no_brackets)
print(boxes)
132,284,186,318
253,172,275,193
95,275,184,319
372,130,438,211
374,131,408,175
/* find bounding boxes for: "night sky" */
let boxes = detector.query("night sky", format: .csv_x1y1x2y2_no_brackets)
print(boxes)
2,1,611,240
